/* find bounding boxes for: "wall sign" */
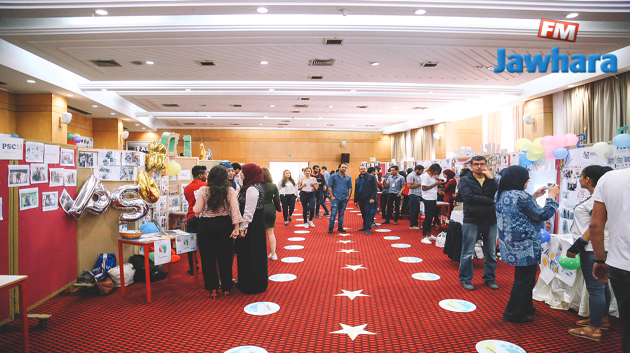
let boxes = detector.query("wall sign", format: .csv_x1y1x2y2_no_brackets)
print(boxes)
0,136,24,160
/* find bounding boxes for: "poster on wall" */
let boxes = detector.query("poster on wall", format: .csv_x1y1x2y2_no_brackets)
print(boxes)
126,141,150,154
98,150,121,166
78,152,96,168
44,144,60,164
64,170,77,186
120,166,136,181
8,165,30,187
42,191,59,212
19,187,39,210
30,164,49,184
75,136,94,148
168,195,181,212
25,141,45,163
178,170,191,181
49,168,65,187
60,148,75,166
122,151,142,166
0,136,24,160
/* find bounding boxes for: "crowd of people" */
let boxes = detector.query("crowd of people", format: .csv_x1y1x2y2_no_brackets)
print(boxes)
179,159,629,351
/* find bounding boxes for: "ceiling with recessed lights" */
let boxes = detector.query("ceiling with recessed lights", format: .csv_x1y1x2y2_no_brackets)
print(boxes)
0,0,629,132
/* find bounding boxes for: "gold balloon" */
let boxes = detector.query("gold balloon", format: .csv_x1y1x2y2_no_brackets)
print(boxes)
200,143,206,160
137,170,160,203
145,141,167,171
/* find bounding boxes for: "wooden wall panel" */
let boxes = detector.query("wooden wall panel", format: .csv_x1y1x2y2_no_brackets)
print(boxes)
0,90,16,135
524,95,554,140
93,118,123,149
440,116,483,159
67,113,93,138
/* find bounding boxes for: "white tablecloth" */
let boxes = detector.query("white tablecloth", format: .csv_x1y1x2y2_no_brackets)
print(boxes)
532,233,619,318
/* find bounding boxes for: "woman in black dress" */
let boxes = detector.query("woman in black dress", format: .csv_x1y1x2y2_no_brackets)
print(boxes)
236,163,268,294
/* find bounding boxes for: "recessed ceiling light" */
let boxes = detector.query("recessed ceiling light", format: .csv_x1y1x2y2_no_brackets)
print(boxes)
328,105,333,108
414,9,427,15
110,112,115,115
487,67,494,70
67,94,73,97
257,7,268,13
350,89,356,92
427,91,433,94
268,88,274,91
145,61,154,65
567,84,575,88
371,62,380,66
269,105,275,107
393,107,398,109
92,105,98,108
318,116,323,119
259,124,263,126
135,124,140,126
264,116,268,118
26,80,35,83
351,124,356,127
566,13,579,18
95,9,108,15
141,127,146,130
185,88,191,91
101,88,107,91
260,61,269,65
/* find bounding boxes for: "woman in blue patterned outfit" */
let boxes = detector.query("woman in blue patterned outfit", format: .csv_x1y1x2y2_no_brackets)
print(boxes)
495,165,560,323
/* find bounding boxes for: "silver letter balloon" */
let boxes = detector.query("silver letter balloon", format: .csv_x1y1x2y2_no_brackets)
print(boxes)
110,184,150,223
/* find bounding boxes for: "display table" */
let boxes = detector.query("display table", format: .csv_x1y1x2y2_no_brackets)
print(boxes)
118,231,198,303
532,233,619,318
0,275,28,353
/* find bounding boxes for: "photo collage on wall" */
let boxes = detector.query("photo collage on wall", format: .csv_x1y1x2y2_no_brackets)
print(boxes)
79,150,145,181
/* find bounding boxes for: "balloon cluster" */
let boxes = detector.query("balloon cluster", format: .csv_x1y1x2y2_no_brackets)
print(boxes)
67,133,82,145
145,141,167,171
515,133,581,165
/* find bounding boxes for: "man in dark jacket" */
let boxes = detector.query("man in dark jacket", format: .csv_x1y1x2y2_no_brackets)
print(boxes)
457,155,499,290
355,165,378,235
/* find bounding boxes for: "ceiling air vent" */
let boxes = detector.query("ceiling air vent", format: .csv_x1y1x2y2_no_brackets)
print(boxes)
131,61,143,65
299,97,310,101
412,106,428,110
231,123,240,126
420,62,439,68
290,111,300,113
324,38,344,45
365,124,376,127
293,104,309,108
326,124,335,127
230,104,242,108
67,105,91,115
162,103,179,107
282,120,291,123
278,123,289,126
357,105,368,109
309,59,335,66
182,123,196,126
197,60,217,66
309,76,323,80
90,60,122,67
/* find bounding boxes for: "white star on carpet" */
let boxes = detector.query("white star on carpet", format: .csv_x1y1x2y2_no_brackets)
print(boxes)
330,323,376,341
334,289,369,300
338,249,359,253
337,240,354,244
342,264,368,271
336,233,352,237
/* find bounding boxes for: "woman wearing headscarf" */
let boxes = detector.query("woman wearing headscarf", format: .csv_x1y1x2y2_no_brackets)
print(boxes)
194,165,242,298
235,163,268,294
495,165,559,323
443,169,457,218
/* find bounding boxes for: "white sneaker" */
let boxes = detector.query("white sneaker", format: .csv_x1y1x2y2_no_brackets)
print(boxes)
304,223,309,229
428,235,437,240
268,253,278,261
421,238,432,244
308,221,315,228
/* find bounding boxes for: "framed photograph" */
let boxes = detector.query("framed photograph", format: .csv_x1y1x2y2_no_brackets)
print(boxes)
64,170,77,186
59,188,73,213
30,164,48,184
98,150,121,166
119,166,136,181
49,168,65,187
60,148,75,166
122,151,141,166
8,165,30,187
25,141,45,163
78,152,96,168
42,191,59,212
19,187,39,210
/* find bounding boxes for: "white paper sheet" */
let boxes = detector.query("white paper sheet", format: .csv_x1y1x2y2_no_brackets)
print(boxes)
97,150,121,166
178,170,191,180
44,144,60,164
25,141,44,163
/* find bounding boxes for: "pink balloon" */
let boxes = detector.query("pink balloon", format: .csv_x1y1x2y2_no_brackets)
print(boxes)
540,135,554,149
565,133,579,146
550,134,568,148
545,149,555,160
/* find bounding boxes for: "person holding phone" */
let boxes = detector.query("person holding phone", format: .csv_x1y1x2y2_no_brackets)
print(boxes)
298,167,318,228
421,164,444,243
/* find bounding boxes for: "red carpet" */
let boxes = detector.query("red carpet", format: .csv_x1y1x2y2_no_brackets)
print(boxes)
0,203,622,352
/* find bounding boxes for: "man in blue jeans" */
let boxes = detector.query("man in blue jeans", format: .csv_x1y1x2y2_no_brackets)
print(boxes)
328,163,352,234
590,169,630,352
355,165,378,235
406,165,424,229
457,156,499,290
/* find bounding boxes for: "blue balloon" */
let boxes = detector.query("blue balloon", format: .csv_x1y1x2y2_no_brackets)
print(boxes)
10,134,19,138
552,147,569,159
519,154,532,166
613,133,630,148
540,229,551,243
139,222,159,234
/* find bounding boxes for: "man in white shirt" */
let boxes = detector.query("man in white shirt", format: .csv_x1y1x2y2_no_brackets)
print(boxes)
591,169,630,352
407,165,424,229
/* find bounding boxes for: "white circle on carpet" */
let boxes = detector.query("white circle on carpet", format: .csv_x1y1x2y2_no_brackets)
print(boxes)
357,214,362,216
346,208,354,210
294,224,307,227
284,245,304,250
399,257,423,263
281,257,304,263
294,230,309,234
391,243,411,248
225,346,268,353
439,299,477,313
412,273,440,281
375,229,391,232
269,273,297,282
476,340,526,353
383,236,400,240
288,237,306,241
350,210,360,213
296,218,304,221
244,302,280,316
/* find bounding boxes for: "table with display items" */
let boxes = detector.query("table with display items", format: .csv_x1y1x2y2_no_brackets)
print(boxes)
0,275,29,353
118,231,198,304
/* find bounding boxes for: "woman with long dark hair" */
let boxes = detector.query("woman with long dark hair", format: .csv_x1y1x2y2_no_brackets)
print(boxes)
235,163,268,294
443,169,457,218
566,165,613,341
194,165,242,298
278,170,298,225
262,168,281,260
495,165,559,323
298,167,318,228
